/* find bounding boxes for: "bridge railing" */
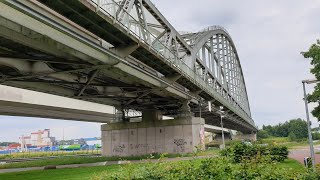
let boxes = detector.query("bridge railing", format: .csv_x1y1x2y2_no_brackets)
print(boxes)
89,0,254,127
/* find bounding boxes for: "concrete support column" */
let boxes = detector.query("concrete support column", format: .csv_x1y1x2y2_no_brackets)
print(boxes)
101,116,205,157
142,110,162,121
177,100,193,118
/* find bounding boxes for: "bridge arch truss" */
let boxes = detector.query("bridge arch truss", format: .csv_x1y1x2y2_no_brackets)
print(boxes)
0,0,256,132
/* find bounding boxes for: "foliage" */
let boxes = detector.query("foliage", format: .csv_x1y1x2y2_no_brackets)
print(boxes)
269,145,289,162
0,150,194,161
0,152,197,169
303,40,320,119
0,150,214,171
288,119,308,139
259,137,289,144
0,150,101,160
0,165,121,180
257,129,269,139
313,132,320,140
288,131,297,141
93,156,318,180
0,154,317,180
312,127,320,131
0,156,110,169
220,142,289,163
261,118,308,139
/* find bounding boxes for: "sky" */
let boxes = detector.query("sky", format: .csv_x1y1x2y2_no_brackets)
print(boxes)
1,0,320,142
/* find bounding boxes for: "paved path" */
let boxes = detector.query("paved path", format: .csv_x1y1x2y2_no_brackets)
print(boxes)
0,155,214,174
289,145,320,164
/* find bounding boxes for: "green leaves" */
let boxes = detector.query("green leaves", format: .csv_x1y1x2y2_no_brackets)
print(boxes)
220,142,288,163
93,154,317,180
304,40,320,119
262,119,308,139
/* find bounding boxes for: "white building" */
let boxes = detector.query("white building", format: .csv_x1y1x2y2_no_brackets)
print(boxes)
19,129,55,147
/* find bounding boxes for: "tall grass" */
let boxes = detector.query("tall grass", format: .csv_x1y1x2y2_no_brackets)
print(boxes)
0,150,101,160
0,156,108,169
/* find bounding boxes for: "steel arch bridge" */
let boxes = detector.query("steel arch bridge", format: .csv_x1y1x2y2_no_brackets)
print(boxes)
0,0,256,133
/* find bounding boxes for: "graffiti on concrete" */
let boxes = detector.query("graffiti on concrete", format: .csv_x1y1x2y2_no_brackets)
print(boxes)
129,143,149,150
174,139,187,146
113,144,125,153
200,127,205,145
174,138,187,152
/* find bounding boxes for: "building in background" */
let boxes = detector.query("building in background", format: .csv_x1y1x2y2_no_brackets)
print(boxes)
19,129,56,148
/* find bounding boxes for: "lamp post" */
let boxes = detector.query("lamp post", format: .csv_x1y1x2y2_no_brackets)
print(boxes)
219,106,225,149
302,79,318,170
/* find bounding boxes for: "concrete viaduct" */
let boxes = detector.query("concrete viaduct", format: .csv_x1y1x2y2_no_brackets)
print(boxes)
0,0,256,156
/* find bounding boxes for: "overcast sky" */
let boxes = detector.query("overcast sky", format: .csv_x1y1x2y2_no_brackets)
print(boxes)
1,0,320,142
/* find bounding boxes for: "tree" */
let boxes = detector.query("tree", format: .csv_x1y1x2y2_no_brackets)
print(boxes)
288,119,308,139
257,130,269,139
288,132,297,141
261,119,307,140
312,132,320,140
303,40,320,119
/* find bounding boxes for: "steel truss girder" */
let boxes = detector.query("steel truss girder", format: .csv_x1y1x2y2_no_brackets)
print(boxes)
181,28,251,118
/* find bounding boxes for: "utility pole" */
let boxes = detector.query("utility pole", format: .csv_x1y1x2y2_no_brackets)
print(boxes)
302,79,318,170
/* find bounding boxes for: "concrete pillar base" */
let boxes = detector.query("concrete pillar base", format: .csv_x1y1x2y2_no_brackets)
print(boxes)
101,117,205,157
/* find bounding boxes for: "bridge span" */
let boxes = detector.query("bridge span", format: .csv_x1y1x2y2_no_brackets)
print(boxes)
0,0,256,156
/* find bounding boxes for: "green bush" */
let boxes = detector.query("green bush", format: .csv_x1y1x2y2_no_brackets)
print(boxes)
220,142,288,163
257,129,269,139
269,145,289,162
93,157,319,180
312,132,320,140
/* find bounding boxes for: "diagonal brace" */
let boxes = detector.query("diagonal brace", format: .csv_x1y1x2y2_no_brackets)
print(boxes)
77,69,99,96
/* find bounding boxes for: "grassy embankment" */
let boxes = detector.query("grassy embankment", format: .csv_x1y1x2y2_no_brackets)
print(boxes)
0,158,305,180
258,137,320,148
0,149,218,169
0,150,101,160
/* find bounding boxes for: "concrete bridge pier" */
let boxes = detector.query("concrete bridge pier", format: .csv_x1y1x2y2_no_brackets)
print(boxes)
101,110,205,157
215,133,233,143
233,132,257,142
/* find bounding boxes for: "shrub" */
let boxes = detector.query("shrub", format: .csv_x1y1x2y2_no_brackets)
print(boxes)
269,145,289,162
312,132,320,140
93,156,319,180
257,129,269,139
288,131,297,141
220,142,288,163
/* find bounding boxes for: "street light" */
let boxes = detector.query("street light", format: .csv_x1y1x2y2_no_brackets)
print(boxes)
302,79,319,170
219,106,225,149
